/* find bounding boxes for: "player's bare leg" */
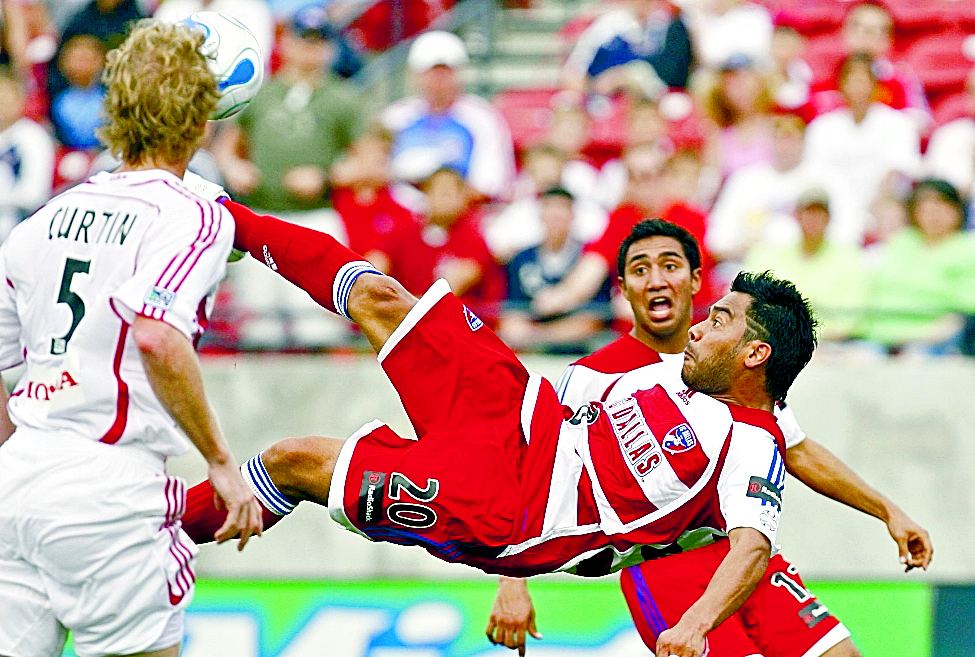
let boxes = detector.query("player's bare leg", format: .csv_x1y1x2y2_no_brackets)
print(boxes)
259,435,344,505
344,273,418,353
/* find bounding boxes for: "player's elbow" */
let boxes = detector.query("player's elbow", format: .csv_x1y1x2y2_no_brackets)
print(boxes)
131,314,180,357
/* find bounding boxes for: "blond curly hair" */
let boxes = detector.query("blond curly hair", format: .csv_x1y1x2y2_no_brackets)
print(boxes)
98,20,219,166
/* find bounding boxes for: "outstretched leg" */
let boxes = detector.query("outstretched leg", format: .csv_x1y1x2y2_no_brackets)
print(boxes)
225,200,416,352
182,436,343,544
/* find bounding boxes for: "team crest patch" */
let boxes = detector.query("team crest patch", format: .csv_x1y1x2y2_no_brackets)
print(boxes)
143,285,175,311
463,306,484,331
358,470,386,524
662,423,697,453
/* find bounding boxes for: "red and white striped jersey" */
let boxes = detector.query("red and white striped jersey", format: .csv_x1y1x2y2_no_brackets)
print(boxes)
555,333,807,449
0,170,234,459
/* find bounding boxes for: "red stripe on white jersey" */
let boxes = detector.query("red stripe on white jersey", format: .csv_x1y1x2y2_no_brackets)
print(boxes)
100,323,130,444
637,386,711,488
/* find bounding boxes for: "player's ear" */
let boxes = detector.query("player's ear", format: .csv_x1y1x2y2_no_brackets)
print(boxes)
690,267,702,296
742,340,771,370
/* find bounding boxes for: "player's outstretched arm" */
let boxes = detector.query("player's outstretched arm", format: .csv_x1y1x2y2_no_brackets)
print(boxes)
654,528,770,657
486,576,542,656
133,314,263,549
784,437,933,571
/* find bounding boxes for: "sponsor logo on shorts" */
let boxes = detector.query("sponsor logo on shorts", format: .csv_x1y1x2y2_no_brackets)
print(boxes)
144,285,175,310
463,306,483,331
662,423,696,454
798,600,831,628
746,476,782,510
358,470,386,524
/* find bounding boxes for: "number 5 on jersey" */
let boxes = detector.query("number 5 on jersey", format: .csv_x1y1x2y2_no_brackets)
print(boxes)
51,258,90,355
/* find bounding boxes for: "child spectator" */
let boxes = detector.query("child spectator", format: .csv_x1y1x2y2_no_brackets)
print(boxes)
485,145,608,264
744,188,867,341
702,54,775,180
377,167,505,326
50,34,105,150
0,66,54,240
330,127,414,272
860,179,975,353
500,187,610,352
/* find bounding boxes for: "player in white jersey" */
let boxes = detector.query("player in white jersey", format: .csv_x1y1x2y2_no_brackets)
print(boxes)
485,220,932,657
0,21,262,657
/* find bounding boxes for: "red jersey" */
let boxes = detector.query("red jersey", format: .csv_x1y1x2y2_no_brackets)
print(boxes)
377,211,505,326
332,187,414,257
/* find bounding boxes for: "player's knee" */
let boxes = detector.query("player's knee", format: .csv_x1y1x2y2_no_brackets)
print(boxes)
350,275,415,325
262,436,341,502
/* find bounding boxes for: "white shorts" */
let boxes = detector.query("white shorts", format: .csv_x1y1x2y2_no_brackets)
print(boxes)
0,432,198,657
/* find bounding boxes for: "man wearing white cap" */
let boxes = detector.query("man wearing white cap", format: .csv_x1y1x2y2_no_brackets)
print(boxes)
382,30,517,203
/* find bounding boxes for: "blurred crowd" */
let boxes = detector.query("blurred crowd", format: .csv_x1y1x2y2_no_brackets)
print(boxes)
2,0,975,356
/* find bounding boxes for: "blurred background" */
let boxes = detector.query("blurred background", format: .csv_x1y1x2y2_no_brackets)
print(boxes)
3,0,975,654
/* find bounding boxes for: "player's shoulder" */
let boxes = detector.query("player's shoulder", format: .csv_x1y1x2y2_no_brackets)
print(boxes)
572,334,662,373
728,404,786,453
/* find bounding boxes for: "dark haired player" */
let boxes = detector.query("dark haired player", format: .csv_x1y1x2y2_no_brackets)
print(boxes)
177,193,820,657
487,220,931,657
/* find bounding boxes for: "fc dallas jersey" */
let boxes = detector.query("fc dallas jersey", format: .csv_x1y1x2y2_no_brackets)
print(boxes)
0,170,234,458
555,333,807,449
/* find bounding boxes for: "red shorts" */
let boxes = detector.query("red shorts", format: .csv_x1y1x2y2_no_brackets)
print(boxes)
326,280,582,575
620,541,850,657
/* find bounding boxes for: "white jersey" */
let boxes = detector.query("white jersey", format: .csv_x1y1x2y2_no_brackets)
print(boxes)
556,333,807,449
0,169,234,459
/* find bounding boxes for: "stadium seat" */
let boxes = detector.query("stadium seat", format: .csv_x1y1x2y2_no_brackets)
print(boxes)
804,32,847,88
931,91,972,127
347,0,456,52
772,4,845,38
905,31,972,94
492,87,561,151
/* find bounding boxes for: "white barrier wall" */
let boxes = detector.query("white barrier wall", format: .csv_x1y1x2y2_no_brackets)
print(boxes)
171,351,975,582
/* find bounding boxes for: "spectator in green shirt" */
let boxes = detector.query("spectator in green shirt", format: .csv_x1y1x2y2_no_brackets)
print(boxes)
860,178,975,353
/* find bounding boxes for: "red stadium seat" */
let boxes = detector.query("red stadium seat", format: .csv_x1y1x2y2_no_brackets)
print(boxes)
905,31,973,94
772,4,845,38
492,87,561,151
804,32,847,88
932,91,973,127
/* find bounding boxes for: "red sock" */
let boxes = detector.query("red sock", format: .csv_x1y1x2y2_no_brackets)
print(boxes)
222,200,379,317
182,479,284,544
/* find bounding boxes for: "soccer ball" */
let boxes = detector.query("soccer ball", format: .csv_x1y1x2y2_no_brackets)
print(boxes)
183,11,263,120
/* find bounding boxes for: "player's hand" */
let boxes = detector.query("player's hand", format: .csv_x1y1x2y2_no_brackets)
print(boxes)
485,577,542,656
887,509,933,571
654,623,707,657
208,460,263,550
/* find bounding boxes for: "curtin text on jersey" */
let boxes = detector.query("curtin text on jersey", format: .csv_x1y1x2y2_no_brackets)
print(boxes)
48,206,138,245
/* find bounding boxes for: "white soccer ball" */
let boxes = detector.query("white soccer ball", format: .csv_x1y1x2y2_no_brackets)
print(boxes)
183,11,263,120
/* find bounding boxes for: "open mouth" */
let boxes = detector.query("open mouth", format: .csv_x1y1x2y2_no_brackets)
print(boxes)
648,296,674,321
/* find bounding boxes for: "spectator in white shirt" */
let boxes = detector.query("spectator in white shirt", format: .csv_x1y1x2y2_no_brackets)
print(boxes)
804,52,921,245
924,66,975,200
382,30,517,203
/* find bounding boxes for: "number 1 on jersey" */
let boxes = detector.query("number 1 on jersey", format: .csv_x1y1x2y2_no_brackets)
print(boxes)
51,258,90,355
